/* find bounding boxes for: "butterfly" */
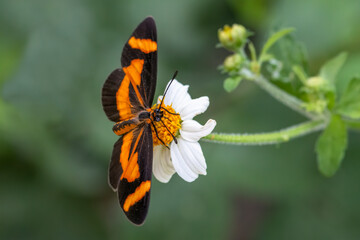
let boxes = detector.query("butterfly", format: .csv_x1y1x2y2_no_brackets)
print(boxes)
101,17,177,225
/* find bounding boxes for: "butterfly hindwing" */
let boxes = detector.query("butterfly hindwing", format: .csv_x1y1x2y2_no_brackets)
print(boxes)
109,124,153,225
118,124,153,225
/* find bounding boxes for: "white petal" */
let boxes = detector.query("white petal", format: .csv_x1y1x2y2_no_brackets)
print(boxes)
179,96,209,120
153,145,175,183
178,139,207,173
162,80,191,109
180,119,217,142
170,138,207,182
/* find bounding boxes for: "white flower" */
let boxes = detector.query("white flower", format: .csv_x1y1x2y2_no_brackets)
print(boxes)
151,80,216,183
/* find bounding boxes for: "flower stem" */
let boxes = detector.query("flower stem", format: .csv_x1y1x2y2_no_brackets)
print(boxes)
202,119,325,145
252,75,324,120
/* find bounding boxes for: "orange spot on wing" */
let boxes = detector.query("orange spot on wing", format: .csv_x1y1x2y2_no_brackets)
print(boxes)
119,128,144,182
123,181,151,212
128,37,157,54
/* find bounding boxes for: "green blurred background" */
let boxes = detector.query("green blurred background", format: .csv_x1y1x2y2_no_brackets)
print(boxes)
1,0,360,239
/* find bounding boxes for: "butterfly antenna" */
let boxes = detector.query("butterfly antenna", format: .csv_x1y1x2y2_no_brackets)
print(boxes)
158,70,178,109
151,121,170,149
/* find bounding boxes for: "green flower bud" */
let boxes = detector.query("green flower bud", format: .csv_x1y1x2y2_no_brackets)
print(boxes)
218,24,247,51
305,76,326,90
303,99,327,113
223,53,243,72
250,61,260,75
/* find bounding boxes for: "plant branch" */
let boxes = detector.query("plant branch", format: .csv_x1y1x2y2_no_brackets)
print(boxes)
252,75,324,120
202,119,325,145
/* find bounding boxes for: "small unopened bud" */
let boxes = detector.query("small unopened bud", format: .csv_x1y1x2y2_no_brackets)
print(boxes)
223,53,243,72
218,24,247,51
306,76,326,89
250,61,260,75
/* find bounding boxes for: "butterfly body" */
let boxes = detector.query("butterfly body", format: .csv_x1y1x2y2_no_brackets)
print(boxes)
101,17,158,225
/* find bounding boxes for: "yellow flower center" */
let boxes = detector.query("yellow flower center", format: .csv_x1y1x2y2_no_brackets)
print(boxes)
151,102,181,146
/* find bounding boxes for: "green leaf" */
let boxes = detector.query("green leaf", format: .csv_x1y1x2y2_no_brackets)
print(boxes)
335,77,360,119
292,65,308,84
315,114,347,177
224,76,242,92
248,42,257,62
261,32,308,99
260,28,295,62
319,52,347,85
326,91,336,110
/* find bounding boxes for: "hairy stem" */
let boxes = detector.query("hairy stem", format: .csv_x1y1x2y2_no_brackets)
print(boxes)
202,119,325,145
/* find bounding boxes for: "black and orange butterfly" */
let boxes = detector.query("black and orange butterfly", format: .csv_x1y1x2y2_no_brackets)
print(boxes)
101,17,176,225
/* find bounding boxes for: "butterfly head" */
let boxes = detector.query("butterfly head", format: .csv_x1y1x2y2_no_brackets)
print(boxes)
152,107,163,122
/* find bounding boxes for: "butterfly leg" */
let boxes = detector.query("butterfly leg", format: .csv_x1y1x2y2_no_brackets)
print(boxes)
160,119,178,144
151,121,170,149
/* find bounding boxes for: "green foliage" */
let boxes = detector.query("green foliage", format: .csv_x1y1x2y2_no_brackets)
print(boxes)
315,115,347,177
335,77,360,119
292,65,307,84
217,6,360,180
271,34,309,80
223,76,242,92
319,52,348,86
263,33,309,98
259,28,294,64
295,53,348,113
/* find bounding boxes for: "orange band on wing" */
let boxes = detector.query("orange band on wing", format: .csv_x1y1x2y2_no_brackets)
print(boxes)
123,181,151,212
122,152,140,181
128,37,157,54
119,128,144,182
115,73,133,120
119,132,132,172
122,59,145,107
123,59,143,86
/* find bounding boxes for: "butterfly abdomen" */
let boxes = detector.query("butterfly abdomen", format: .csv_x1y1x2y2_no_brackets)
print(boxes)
112,110,152,136
112,119,139,136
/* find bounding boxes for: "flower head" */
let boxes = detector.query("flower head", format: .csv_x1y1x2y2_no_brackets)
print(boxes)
151,80,216,183
218,24,247,51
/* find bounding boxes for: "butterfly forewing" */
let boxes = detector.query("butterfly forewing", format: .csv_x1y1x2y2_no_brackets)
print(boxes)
121,17,157,107
102,17,157,121
101,17,158,225
102,68,139,122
